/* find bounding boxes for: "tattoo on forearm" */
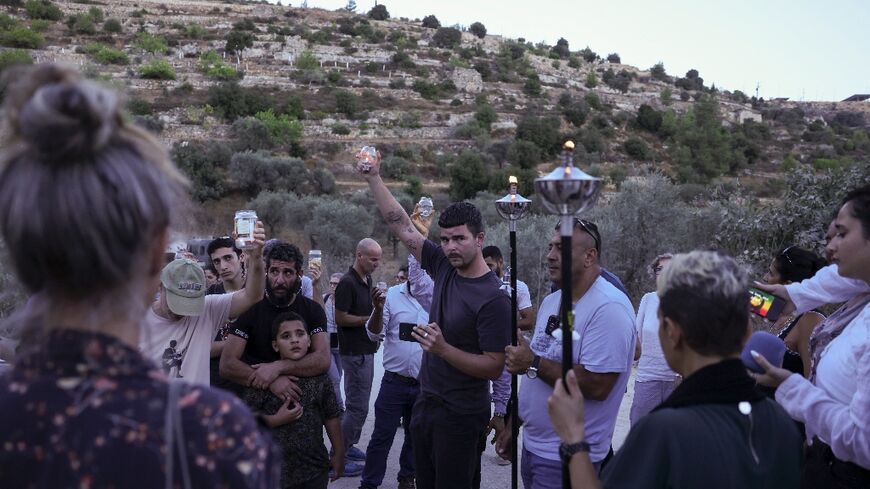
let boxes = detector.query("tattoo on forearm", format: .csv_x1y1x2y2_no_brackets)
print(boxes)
386,210,403,225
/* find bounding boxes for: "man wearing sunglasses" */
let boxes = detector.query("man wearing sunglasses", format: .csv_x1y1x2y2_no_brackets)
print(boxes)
504,218,636,485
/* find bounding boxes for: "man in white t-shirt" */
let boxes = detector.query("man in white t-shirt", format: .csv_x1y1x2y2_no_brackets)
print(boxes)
483,245,535,330
140,223,267,385
504,218,636,483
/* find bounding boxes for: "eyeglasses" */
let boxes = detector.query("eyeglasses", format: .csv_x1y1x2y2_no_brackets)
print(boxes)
329,282,340,287
653,266,664,274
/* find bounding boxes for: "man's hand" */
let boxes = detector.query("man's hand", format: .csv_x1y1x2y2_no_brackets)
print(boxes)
749,350,793,389
485,415,506,441
505,328,534,374
413,323,448,356
356,148,382,180
752,281,796,317
329,448,344,481
272,398,304,425
494,416,512,461
248,361,285,389
371,286,386,309
269,375,302,402
548,369,586,444
308,261,322,282
410,203,434,236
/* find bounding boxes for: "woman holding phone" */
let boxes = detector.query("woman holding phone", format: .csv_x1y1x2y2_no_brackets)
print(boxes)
753,184,870,488
760,246,826,377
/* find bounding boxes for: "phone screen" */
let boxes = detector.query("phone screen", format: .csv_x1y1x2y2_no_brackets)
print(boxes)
748,287,785,321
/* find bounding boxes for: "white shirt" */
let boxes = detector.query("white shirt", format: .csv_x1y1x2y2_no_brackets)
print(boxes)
786,264,870,314
301,275,314,300
635,292,679,382
519,277,636,462
366,283,427,379
140,293,233,385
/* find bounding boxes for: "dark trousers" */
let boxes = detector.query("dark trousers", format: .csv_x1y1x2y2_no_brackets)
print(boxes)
801,438,870,489
360,373,419,488
286,470,328,489
410,395,489,489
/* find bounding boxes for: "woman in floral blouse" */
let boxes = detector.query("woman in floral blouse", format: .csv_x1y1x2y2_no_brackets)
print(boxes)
0,64,279,488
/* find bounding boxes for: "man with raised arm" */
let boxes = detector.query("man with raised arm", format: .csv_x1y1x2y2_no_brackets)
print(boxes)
360,155,511,489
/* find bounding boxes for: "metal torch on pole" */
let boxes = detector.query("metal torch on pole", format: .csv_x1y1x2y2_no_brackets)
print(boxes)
534,141,602,489
495,176,531,489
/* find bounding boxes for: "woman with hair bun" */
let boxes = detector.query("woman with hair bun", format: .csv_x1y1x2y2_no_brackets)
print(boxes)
761,245,827,377
0,64,279,488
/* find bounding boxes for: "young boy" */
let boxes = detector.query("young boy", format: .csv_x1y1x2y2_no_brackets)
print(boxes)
244,311,345,489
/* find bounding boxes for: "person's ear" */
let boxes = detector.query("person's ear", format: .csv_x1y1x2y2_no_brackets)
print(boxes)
662,316,682,349
272,340,279,353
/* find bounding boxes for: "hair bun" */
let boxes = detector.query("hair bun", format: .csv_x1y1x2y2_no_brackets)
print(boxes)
4,64,120,162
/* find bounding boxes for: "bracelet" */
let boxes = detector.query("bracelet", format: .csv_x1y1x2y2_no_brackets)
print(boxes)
493,412,506,418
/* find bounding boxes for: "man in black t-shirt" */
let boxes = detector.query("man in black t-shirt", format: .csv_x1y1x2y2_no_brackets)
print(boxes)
361,157,511,489
220,242,330,405
334,238,382,464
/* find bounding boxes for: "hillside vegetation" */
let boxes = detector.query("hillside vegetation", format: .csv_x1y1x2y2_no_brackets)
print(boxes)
0,0,868,315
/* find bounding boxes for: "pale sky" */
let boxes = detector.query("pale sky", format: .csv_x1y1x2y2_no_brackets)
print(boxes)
268,0,869,102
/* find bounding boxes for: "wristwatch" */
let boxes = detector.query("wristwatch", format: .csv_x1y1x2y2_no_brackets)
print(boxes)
559,440,591,464
526,355,541,379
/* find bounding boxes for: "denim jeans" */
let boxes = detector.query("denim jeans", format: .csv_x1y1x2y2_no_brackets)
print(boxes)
328,349,344,411
360,374,419,488
521,446,602,489
340,353,374,450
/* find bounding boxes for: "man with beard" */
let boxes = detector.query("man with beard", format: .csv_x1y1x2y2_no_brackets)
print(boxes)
360,156,511,489
220,241,331,410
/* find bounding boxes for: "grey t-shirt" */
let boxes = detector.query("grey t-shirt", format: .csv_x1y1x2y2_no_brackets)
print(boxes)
420,240,511,415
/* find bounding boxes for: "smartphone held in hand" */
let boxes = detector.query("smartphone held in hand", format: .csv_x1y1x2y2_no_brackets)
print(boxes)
748,287,786,322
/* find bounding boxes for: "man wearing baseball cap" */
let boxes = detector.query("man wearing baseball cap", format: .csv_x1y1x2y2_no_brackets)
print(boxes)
140,222,267,385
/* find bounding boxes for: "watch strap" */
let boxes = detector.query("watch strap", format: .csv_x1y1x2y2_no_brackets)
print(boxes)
559,440,591,463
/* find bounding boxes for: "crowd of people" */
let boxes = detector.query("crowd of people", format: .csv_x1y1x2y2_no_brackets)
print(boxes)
0,63,868,489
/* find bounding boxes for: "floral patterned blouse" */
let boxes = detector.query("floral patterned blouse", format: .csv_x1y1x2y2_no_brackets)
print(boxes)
0,329,280,488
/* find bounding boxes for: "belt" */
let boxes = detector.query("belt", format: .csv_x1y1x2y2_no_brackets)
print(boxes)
385,370,419,386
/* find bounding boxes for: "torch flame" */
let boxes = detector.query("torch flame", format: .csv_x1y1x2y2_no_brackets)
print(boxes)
509,175,517,184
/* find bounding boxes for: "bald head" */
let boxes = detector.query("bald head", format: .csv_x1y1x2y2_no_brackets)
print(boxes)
354,238,382,276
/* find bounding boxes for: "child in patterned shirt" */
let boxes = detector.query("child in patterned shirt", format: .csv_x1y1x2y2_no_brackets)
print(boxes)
245,311,345,489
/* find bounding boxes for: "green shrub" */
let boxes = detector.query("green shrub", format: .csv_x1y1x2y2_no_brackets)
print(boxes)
311,167,336,195
25,0,63,21
449,151,490,200
421,14,440,28
83,43,128,65
138,60,176,80
29,19,50,32
606,53,621,64
636,104,663,133
199,50,240,80
185,23,207,39
331,123,350,135
334,90,359,118
474,104,498,129
0,49,32,73
87,6,104,22
367,4,389,20
623,137,652,160
469,22,486,39
224,30,254,53
432,27,462,49
507,140,541,169
207,82,271,121
585,71,597,88
66,13,96,34
650,62,667,81
381,156,409,179
0,14,18,31
0,27,43,48
254,109,303,147
516,115,562,156
578,46,598,62
103,18,122,33
231,117,273,151
813,158,842,170
412,79,440,101
171,141,231,201
127,98,152,116
230,151,311,198
585,92,602,111
134,32,168,54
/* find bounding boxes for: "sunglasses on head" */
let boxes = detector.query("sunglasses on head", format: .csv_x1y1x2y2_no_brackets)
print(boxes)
574,218,601,253
780,245,796,266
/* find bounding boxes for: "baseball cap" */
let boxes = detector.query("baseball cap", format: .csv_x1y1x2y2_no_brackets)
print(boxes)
161,259,206,316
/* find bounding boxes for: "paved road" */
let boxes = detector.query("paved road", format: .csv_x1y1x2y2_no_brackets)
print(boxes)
327,349,636,489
